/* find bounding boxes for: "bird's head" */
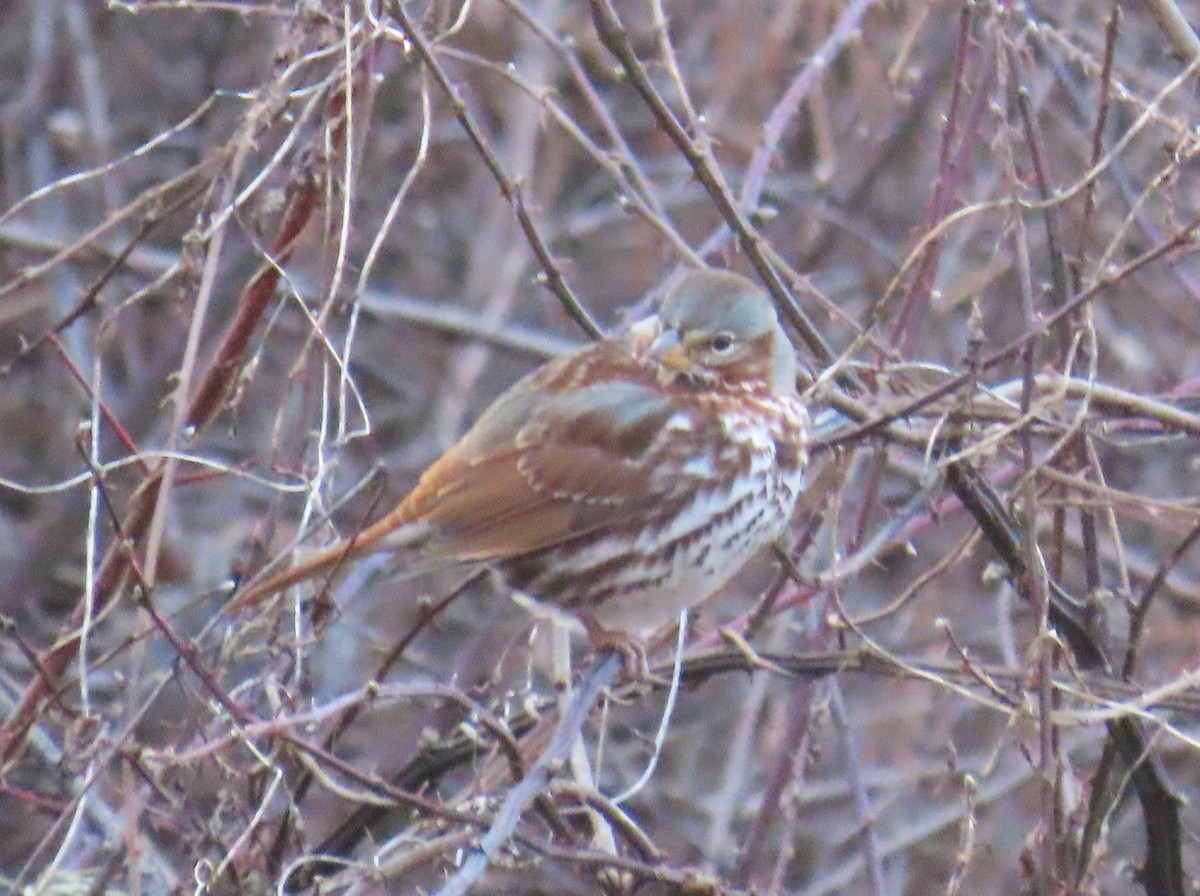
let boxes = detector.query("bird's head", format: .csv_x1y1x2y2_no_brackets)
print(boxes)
644,269,797,394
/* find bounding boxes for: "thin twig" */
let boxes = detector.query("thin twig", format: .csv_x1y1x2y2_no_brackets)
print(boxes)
388,1,603,341
590,0,832,365
432,652,621,896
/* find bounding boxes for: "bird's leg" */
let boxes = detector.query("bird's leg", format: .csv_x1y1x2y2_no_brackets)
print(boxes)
579,613,650,681
548,620,621,854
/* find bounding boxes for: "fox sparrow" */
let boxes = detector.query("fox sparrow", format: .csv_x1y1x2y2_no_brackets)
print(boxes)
232,269,809,641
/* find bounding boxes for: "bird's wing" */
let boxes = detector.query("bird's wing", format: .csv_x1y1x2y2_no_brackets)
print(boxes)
400,375,698,561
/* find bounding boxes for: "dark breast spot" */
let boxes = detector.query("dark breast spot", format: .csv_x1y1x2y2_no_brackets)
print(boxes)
774,435,803,470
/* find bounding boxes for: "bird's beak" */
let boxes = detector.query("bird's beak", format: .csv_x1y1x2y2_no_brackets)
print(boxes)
649,330,691,371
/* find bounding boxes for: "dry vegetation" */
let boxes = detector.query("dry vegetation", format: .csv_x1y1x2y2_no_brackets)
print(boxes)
2,0,1200,894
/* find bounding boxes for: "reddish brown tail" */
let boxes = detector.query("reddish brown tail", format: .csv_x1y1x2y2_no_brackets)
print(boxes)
227,504,414,611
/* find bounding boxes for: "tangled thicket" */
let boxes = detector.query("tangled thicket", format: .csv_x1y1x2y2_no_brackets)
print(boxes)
2,2,1199,894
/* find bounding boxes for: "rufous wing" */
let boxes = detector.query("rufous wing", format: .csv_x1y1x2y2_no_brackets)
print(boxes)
403,378,687,561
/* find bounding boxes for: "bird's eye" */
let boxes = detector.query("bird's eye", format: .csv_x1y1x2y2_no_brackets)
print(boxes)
709,332,736,353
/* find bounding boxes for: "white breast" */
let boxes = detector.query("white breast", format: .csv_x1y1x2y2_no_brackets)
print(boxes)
583,402,807,633
509,391,809,635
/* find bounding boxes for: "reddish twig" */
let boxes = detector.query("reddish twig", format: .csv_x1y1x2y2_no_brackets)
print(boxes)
888,4,975,346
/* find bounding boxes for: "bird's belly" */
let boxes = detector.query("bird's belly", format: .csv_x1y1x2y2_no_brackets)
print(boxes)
504,466,803,635
585,525,767,633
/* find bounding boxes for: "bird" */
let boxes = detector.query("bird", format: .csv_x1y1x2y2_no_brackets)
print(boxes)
230,268,810,656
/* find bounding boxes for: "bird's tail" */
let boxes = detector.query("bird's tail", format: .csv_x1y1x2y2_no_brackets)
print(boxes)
227,504,432,612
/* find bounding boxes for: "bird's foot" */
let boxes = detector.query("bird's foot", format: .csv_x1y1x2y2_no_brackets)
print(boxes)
580,614,652,682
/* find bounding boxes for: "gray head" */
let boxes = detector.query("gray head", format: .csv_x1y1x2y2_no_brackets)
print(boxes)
649,269,797,393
